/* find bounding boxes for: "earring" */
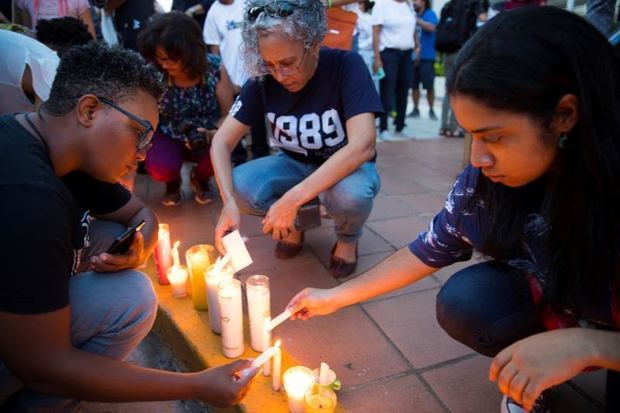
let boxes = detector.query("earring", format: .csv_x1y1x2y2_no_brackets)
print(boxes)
558,132,568,149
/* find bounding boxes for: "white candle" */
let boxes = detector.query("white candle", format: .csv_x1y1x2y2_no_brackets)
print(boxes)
262,320,271,376
246,275,270,351
272,340,282,391
171,240,181,268
167,265,188,298
222,230,253,272
236,340,280,380
319,362,330,385
268,308,293,331
283,366,315,413
205,264,233,334
217,278,244,358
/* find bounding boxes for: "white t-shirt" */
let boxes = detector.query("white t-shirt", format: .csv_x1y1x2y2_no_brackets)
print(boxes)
355,9,373,52
0,30,60,114
371,0,416,51
203,0,248,88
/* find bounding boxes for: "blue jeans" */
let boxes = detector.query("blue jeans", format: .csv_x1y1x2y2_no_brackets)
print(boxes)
232,152,381,243
379,48,413,132
0,221,158,412
436,261,620,412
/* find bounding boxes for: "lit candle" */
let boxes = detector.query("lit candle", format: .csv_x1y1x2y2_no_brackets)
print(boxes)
167,265,188,298
236,340,280,380
272,339,282,391
303,384,337,413
246,275,270,351
217,278,244,358
262,320,271,376
267,308,293,331
186,244,216,311
205,261,233,334
154,223,171,285
222,230,253,272
171,240,181,268
283,366,315,413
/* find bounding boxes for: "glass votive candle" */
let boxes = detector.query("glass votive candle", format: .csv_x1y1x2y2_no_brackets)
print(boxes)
167,265,188,298
283,366,315,413
185,244,216,310
304,384,337,413
246,274,270,352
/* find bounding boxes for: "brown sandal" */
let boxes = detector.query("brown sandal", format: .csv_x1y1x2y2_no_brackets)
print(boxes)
274,231,305,259
329,241,358,278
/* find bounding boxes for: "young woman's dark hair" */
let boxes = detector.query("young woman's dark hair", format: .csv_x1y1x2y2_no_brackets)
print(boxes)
447,7,620,315
36,17,93,57
137,11,207,80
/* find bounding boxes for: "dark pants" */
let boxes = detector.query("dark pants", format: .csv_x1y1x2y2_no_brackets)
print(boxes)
436,261,619,412
379,48,413,132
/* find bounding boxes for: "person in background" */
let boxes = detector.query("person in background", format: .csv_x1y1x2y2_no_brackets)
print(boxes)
286,7,620,413
372,0,418,140
172,0,214,30
409,0,437,120
354,0,378,91
14,0,96,39
0,42,257,412
138,11,235,206
104,0,156,51
36,16,93,55
211,0,383,279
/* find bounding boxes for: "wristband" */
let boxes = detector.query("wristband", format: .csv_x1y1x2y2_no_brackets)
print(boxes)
327,0,333,8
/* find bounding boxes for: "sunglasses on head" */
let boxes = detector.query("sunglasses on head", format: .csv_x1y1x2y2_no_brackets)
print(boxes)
247,1,298,22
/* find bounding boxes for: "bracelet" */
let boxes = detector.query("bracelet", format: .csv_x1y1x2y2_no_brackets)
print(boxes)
327,0,333,8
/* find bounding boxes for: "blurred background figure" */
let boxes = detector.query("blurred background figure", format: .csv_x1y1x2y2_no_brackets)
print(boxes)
172,0,213,30
103,0,156,50
35,16,93,55
13,0,96,39
409,0,438,121
138,11,235,206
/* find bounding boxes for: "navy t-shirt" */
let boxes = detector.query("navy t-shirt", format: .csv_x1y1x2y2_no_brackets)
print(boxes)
230,47,383,164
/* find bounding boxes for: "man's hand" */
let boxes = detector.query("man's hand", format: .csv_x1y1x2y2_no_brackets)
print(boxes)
89,231,146,272
197,359,258,407
262,195,299,241
489,329,592,411
286,287,342,321
197,127,218,145
215,203,241,254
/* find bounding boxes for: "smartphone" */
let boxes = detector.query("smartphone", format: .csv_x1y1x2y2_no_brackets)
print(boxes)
106,219,146,255
295,199,321,231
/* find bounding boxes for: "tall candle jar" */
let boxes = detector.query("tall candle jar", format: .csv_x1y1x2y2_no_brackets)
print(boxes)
217,278,244,358
186,244,216,310
245,275,271,351
154,223,171,285
205,264,233,334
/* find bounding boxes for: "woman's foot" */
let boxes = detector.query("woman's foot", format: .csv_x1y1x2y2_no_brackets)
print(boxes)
329,240,358,278
162,179,182,206
274,229,304,259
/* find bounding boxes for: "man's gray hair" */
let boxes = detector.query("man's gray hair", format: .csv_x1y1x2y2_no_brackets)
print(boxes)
242,0,327,77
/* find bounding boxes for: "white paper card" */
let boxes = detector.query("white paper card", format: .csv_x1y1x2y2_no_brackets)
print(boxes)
222,230,253,272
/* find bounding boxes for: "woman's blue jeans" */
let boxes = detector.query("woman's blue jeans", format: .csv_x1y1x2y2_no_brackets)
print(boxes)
437,261,619,411
232,152,381,243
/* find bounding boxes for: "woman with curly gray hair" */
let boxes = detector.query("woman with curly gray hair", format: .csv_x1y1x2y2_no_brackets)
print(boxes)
211,0,383,278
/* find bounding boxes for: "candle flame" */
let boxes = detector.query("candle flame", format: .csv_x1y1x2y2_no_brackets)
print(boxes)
173,240,180,249
275,339,281,347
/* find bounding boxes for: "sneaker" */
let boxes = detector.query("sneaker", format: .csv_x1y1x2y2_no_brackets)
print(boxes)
410,108,421,118
500,394,550,413
429,109,438,120
162,179,182,206
378,130,392,141
190,168,212,205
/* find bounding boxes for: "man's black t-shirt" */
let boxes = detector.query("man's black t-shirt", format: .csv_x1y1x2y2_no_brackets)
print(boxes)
231,47,383,164
0,115,130,314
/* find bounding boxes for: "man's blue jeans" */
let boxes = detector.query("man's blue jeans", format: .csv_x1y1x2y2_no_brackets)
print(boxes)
232,152,381,243
437,261,619,412
0,220,158,412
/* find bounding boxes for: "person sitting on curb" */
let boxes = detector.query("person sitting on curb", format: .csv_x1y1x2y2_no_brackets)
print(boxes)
286,7,620,413
0,42,257,412
211,0,383,278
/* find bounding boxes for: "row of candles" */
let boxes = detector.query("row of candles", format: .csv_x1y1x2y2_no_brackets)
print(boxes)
153,223,338,412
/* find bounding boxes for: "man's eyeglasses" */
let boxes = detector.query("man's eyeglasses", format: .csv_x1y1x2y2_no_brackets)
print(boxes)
98,97,154,151
247,1,297,22
264,48,307,77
